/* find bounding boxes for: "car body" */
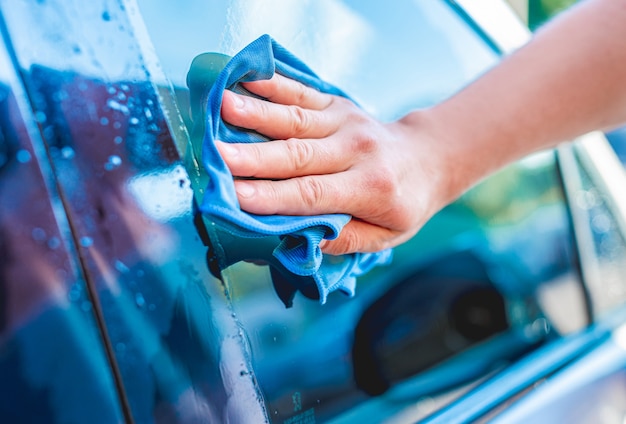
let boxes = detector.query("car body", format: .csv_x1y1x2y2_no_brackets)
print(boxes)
2,0,626,423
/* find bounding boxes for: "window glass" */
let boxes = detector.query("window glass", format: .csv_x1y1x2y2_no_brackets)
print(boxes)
137,0,498,120
136,1,588,422
572,150,626,317
0,24,123,422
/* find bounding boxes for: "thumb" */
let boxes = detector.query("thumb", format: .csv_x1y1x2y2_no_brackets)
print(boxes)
321,220,397,255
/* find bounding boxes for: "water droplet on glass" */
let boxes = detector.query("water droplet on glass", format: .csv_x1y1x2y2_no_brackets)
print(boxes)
47,237,61,249
113,121,122,129
80,236,93,247
114,136,123,144
53,90,69,102
102,10,111,21
107,86,116,95
121,84,129,92
106,98,129,114
117,91,126,101
135,292,146,308
105,155,122,171
61,146,75,159
16,149,31,163
68,285,81,302
129,117,139,125
34,110,46,123
100,117,109,126
32,227,46,241
144,108,153,120
115,260,129,273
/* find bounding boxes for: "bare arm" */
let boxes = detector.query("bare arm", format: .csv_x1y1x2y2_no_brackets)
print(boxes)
218,0,626,254
430,0,626,201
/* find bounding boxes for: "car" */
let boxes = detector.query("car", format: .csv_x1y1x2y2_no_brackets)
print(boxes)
2,0,626,423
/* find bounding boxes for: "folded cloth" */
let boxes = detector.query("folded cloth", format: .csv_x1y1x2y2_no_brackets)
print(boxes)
196,34,392,304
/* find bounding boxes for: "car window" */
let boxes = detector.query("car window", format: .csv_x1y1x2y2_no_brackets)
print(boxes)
135,1,588,422
0,1,593,423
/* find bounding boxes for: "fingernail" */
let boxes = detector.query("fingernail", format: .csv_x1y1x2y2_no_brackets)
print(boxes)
235,181,255,198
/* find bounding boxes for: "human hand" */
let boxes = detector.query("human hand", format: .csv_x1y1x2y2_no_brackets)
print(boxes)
218,74,455,255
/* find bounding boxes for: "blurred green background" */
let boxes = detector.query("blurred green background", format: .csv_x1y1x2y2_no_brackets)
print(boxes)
505,0,578,29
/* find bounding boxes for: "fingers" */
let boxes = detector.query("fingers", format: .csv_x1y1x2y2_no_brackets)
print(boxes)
216,138,351,179
233,174,406,255
242,73,333,110
231,169,391,220
222,89,341,140
232,173,354,216
320,219,403,255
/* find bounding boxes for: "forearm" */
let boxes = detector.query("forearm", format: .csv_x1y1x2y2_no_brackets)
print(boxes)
417,0,626,201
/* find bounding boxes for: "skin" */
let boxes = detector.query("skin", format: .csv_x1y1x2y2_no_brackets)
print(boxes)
217,0,626,255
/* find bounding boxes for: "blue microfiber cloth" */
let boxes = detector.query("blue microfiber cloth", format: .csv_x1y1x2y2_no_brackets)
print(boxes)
197,34,392,305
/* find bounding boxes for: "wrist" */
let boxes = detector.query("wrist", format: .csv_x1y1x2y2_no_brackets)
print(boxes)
395,109,463,217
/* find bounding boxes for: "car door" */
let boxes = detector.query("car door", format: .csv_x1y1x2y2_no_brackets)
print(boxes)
3,1,625,423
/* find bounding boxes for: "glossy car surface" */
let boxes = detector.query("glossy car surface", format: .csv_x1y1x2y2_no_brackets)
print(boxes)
2,1,626,423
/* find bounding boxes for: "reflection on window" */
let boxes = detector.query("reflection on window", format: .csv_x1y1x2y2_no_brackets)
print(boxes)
574,153,626,317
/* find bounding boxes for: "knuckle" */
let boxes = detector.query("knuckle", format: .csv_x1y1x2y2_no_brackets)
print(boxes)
245,144,265,176
297,177,326,209
331,95,354,110
289,105,311,136
246,98,268,129
293,81,309,105
337,230,361,254
351,132,378,155
365,166,396,197
286,140,314,171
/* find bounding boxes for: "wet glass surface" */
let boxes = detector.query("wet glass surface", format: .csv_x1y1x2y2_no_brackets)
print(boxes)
0,21,123,423
136,1,587,422
1,1,265,422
